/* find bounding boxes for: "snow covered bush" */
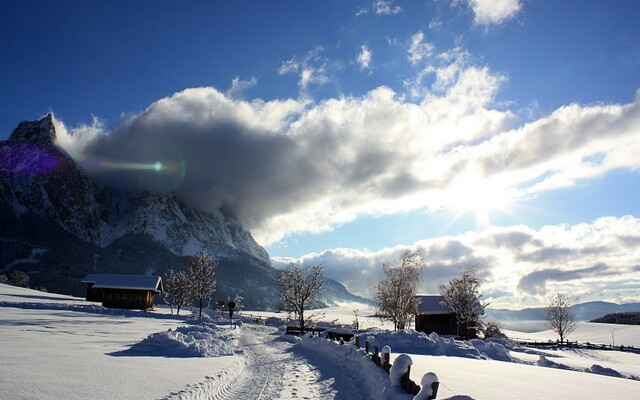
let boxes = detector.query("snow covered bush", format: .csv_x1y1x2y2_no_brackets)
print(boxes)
483,321,508,339
362,329,514,362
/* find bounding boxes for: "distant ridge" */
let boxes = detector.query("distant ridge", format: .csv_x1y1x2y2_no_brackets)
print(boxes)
590,312,640,325
486,301,640,323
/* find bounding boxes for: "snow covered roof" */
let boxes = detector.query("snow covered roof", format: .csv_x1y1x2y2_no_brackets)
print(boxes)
80,274,102,284
84,274,163,293
416,295,452,315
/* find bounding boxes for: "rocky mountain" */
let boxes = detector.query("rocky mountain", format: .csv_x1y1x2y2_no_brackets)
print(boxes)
0,115,363,309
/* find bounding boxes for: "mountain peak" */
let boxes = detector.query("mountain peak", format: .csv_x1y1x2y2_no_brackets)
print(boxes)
9,114,57,147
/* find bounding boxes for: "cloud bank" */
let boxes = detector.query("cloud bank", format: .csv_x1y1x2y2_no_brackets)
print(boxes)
54,65,640,246
273,216,640,307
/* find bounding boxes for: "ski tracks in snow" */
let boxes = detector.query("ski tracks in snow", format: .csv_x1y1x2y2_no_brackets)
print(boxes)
163,324,337,400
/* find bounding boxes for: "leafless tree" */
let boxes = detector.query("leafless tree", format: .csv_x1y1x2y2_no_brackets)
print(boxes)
372,250,423,331
439,265,487,338
278,263,326,333
545,293,577,342
163,269,193,315
187,251,217,318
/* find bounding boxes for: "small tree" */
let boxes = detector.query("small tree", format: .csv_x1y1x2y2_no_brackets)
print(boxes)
187,251,217,318
0,274,8,284
439,265,487,338
545,293,577,343
9,270,30,288
230,294,244,313
163,269,193,315
278,263,326,333
372,250,423,331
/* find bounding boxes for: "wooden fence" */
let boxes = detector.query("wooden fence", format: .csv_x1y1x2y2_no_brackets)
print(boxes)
346,334,438,398
282,326,438,397
510,338,640,354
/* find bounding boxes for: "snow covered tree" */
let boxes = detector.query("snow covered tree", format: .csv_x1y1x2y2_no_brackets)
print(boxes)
439,265,487,338
545,293,577,342
372,250,423,331
187,251,217,318
163,269,193,315
278,263,326,333
9,270,30,288
483,321,508,340
231,294,244,312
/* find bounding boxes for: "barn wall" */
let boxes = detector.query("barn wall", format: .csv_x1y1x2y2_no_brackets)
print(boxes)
101,289,156,310
415,314,458,335
85,283,103,302
415,314,478,338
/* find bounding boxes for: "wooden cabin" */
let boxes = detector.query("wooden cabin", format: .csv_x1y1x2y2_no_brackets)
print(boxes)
81,274,163,310
414,295,478,338
415,295,458,336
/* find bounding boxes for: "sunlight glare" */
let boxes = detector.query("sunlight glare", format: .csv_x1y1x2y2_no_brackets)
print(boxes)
445,170,514,229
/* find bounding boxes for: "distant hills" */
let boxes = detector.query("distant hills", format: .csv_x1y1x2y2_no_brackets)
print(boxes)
590,312,640,325
486,301,640,323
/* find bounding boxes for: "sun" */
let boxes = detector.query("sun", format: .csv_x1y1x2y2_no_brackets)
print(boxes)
444,170,514,229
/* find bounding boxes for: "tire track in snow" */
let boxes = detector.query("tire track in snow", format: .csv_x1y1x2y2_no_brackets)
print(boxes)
207,324,332,400
163,324,337,400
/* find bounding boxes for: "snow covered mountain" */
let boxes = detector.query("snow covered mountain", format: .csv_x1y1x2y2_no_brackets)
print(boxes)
0,115,361,309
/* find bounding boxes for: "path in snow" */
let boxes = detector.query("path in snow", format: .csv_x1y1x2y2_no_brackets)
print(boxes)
177,324,340,400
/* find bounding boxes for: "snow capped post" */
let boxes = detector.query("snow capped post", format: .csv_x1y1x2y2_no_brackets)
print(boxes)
413,372,439,400
389,354,411,387
381,345,391,371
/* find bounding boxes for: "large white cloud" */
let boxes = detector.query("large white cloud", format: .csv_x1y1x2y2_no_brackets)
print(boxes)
54,60,640,247
273,216,640,307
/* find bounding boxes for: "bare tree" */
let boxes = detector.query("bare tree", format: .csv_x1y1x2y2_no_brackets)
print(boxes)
545,293,577,342
278,263,326,333
372,250,423,331
163,269,193,315
187,251,217,318
439,265,487,338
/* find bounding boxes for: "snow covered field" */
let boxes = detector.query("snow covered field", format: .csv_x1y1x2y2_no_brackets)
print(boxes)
1,284,639,399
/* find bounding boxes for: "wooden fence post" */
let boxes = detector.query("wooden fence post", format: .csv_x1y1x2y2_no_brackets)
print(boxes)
373,345,380,366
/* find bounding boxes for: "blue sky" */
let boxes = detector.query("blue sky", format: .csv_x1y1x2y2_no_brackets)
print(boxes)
2,1,640,307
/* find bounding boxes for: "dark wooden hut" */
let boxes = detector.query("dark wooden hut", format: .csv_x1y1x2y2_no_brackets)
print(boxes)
415,295,458,336
83,274,163,310
414,295,478,338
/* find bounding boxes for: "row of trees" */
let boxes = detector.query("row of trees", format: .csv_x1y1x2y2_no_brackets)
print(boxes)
165,251,577,342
